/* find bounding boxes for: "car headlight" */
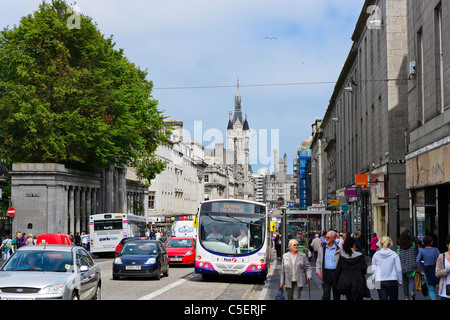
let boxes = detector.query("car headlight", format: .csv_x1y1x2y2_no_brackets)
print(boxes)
145,258,156,264
185,251,193,256
114,257,122,264
39,284,64,295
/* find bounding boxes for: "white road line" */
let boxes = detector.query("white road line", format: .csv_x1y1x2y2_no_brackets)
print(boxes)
138,273,197,300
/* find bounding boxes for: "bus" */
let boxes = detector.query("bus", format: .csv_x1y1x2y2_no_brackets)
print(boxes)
194,199,270,281
89,213,147,254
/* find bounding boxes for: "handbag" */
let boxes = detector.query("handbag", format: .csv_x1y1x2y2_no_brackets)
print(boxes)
414,271,422,291
275,288,286,300
421,277,429,297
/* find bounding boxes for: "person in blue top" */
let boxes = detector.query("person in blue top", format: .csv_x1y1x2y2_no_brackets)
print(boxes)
416,235,440,300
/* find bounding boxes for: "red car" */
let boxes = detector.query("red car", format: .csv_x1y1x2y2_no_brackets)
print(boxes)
114,237,146,257
165,237,196,265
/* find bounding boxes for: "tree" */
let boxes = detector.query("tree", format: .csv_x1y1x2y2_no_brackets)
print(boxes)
0,0,169,180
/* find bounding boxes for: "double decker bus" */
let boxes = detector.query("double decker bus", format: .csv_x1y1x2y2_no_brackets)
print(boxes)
89,213,147,255
194,199,270,281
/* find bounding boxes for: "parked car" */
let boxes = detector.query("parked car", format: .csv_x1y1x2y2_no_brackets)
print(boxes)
0,245,101,300
113,240,169,280
37,233,73,246
165,237,196,265
114,237,146,258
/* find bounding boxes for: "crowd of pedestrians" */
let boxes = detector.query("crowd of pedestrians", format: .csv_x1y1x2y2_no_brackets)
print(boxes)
278,228,450,301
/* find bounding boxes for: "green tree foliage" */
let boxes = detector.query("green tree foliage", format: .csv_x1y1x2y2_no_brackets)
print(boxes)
0,0,169,180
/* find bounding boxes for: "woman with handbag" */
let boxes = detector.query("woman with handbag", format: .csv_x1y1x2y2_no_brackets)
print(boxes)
280,239,312,300
416,235,440,300
397,230,417,300
435,234,450,300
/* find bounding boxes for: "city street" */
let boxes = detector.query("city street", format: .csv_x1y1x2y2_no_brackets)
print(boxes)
14,249,430,301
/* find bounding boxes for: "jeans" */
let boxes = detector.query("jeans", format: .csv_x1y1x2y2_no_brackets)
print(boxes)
424,275,437,300
402,273,415,298
377,280,399,300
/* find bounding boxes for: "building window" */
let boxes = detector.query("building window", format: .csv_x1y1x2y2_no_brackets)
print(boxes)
148,193,155,210
204,174,209,183
435,4,445,113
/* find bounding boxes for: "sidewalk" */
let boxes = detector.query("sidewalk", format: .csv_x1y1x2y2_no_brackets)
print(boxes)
260,252,437,301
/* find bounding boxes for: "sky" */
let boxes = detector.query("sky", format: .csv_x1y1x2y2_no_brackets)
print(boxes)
0,0,364,174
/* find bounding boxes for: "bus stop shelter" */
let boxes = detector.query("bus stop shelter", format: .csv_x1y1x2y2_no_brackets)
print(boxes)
281,209,331,254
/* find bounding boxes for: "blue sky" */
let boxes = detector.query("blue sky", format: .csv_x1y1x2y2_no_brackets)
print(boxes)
0,0,364,173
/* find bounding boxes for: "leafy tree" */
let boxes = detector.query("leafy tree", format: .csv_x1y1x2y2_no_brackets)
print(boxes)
0,0,169,180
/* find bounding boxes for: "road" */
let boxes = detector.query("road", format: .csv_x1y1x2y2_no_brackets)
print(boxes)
95,256,267,300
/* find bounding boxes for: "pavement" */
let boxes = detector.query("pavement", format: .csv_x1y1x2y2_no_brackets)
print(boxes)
260,250,439,301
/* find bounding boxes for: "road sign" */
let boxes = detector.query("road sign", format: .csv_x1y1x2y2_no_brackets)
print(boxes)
341,204,349,212
7,206,15,218
330,199,339,206
341,215,347,220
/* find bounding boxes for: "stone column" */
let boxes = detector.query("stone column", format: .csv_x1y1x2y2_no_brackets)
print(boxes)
74,187,80,234
118,168,127,213
68,187,75,233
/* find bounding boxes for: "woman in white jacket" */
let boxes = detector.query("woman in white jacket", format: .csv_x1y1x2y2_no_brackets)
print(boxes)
371,236,403,300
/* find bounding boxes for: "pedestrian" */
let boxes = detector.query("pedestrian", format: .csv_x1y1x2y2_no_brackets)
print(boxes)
26,234,35,246
369,233,379,258
280,239,312,300
316,230,342,300
354,230,366,256
336,236,370,300
371,236,402,300
310,233,321,263
0,235,12,261
274,233,282,261
11,232,22,254
435,234,450,300
81,232,89,250
416,235,440,300
74,232,81,246
335,232,343,248
397,230,417,300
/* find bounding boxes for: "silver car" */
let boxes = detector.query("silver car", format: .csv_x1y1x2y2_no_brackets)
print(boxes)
0,245,101,300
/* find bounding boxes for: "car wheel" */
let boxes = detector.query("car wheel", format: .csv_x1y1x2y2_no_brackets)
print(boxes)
155,267,161,280
92,284,101,300
163,265,169,277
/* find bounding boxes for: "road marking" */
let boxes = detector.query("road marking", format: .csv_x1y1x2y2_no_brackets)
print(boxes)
138,272,197,300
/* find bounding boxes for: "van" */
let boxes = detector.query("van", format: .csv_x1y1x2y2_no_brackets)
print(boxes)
172,220,196,238
37,233,73,245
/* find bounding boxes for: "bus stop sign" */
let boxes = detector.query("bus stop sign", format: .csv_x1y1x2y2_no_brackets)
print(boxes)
7,207,15,218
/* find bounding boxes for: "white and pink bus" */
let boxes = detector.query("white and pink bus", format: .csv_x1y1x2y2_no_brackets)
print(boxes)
194,199,270,282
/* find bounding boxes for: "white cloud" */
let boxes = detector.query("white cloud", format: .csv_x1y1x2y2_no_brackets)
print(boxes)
0,0,364,171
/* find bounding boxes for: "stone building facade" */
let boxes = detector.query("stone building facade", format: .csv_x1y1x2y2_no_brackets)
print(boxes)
405,0,450,251
310,0,409,242
11,163,148,237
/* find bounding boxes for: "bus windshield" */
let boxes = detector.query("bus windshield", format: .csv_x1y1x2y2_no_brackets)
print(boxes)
199,212,265,255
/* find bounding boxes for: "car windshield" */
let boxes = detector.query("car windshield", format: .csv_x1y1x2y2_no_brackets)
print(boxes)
122,242,157,255
166,239,192,248
2,250,73,272
199,213,265,255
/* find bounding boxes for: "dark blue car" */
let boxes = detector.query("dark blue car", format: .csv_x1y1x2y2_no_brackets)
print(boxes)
112,240,169,280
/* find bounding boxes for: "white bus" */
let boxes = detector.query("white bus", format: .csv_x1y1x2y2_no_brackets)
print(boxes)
194,199,270,282
89,213,147,254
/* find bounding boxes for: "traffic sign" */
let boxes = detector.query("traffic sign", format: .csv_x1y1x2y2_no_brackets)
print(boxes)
7,206,15,218
341,204,349,212
330,199,339,206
